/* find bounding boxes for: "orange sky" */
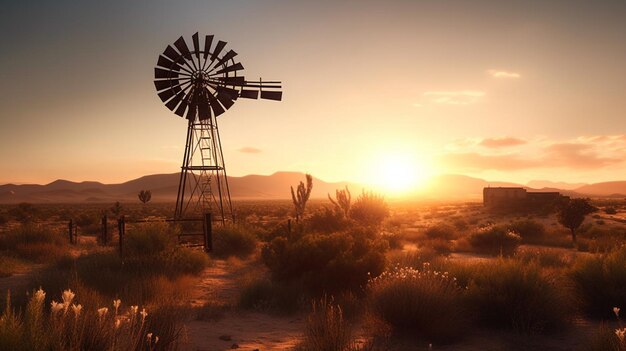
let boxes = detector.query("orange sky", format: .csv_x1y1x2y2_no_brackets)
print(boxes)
1,0,626,189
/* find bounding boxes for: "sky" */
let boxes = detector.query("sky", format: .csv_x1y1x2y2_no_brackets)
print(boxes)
1,0,626,190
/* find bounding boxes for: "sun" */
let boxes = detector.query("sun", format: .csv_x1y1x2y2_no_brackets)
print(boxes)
370,153,429,195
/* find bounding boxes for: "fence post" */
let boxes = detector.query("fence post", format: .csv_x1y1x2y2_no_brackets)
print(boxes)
118,216,125,256
68,220,74,244
101,215,108,245
204,213,212,253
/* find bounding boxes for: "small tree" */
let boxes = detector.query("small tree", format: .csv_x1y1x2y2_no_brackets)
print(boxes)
557,198,596,245
328,186,351,218
138,190,152,204
291,174,313,222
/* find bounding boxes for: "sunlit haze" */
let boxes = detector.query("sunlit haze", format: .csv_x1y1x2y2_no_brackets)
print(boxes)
2,0,626,195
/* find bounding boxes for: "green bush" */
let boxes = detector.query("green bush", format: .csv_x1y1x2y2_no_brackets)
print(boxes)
212,224,258,258
468,225,521,256
262,227,388,294
509,219,546,244
570,246,626,318
367,266,467,342
349,191,389,226
467,259,572,333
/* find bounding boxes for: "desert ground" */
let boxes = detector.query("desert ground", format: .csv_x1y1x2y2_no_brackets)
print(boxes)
1,196,626,350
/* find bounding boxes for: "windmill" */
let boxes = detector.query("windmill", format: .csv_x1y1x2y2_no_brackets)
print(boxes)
154,32,282,223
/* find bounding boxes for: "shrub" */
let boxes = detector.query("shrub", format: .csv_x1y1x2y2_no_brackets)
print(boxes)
212,224,257,258
570,246,626,318
423,223,457,240
509,219,546,244
124,222,176,258
295,296,352,351
349,191,389,226
468,225,521,256
238,277,302,314
262,227,388,294
367,266,468,342
0,224,68,263
306,207,349,233
605,207,618,215
466,259,572,333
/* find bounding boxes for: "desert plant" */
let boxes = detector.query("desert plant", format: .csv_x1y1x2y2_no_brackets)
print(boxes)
138,190,152,204
8,203,37,224
306,207,349,233
212,224,257,258
110,201,123,217
605,207,618,215
509,219,546,244
291,174,313,222
262,227,388,294
296,296,352,351
367,265,468,342
583,323,625,351
557,198,597,245
349,191,389,227
0,224,69,263
466,259,573,334
468,225,521,256
570,246,626,318
328,186,351,218
423,223,457,240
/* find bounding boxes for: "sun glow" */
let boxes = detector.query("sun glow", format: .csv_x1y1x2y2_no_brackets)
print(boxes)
369,153,430,195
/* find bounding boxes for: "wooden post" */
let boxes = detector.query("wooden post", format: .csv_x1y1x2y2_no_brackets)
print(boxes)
118,216,125,256
101,215,108,245
287,219,292,234
204,213,212,253
68,220,74,244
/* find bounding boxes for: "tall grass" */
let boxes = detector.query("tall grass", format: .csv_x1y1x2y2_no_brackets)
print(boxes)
295,296,353,351
0,288,182,350
212,224,258,258
367,265,467,342
570,246,626,318
466,259,573,333
0,224,69,264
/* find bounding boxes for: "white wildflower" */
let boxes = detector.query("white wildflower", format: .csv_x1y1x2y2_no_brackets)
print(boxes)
113,299,121,314
130,305,138,314
34,288,46,303
616,328,626,342
97,307,108,318
140,308,148,322
614,307,621,318
50,301,63,314
71,304,82,317
115,318,121,329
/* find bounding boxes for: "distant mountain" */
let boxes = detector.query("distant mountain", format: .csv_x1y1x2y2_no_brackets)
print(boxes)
1,172,625,204
0,172,363,204
574,181,626,197
527,180,587,190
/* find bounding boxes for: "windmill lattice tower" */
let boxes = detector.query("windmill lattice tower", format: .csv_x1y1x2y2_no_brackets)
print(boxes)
154,32,282,223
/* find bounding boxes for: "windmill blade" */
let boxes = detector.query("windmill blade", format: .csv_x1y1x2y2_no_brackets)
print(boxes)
239,89,258,99
174,36,192,60
197,91,212,120
215,49,238,67
158,87,177,102
163,45,182,62
207,93,226,117
165,91,186,111
203,35,214,59
213,62,244,75
157,55,182,71
185,104,197,121
154,79,181,91
211,40,227,62
154,68,179,80
174,100,188,117
260,91,283,101
216,93,235,109
192,32,201,60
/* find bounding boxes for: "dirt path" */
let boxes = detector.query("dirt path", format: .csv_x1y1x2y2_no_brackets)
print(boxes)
184,258,304,351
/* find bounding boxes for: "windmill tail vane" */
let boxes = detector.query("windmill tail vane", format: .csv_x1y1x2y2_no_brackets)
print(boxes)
153,32,282,222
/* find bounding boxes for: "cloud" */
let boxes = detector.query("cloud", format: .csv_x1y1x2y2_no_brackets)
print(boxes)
423,90,486,105
440,136,626,171
479,137,527,148
487,70,521,79
237,146,262,154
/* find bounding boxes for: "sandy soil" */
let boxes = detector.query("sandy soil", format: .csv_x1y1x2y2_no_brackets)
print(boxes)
184,259,305,351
